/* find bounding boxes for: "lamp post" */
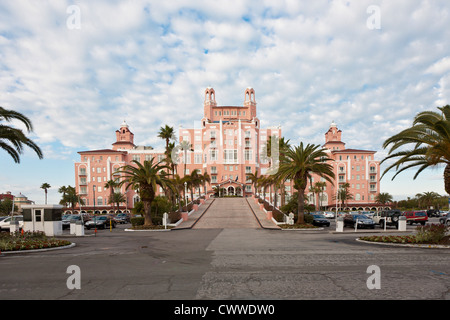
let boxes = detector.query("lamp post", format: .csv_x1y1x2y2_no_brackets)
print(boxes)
93,185,97,236
184,182,188,206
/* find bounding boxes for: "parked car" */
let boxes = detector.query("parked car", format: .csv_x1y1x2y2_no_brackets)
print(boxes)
427,209,441,217
85,216,116,230
0,215,24,231
343,214,376,229
62,214,90,229
372,210,402,228
361,211,374,219
403,211,428,225
115,213,131,224
440,211,448,217
439,216,450,226
309,213,330,227
323,211,335,219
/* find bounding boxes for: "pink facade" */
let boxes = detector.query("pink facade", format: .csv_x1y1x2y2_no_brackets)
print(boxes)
302,121,381,211
74,88,381,213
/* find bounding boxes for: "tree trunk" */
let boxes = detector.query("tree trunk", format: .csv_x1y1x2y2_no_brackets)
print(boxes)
143,201,153,226
296,188,305,224
445,163,450,196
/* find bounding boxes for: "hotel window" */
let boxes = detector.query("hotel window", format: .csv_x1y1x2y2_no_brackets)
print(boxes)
115,156,119,161
157,154,165,162
133,155,140,162
211,176,217,183
194,153,202,164
244,150,252,161
245,185,252,192
211,166,217,174
210,150,218,161
246,166,252,173
79,168,86,175
355,194,361,201
83,156,87,161
210,130,216,138
145,154,153,161
80,187,87,194
97,197,103,206
224,150,238,164
97,186,102,192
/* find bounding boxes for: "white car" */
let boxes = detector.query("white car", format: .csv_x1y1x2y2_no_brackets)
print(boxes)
0,215,24,231
323,211,335,219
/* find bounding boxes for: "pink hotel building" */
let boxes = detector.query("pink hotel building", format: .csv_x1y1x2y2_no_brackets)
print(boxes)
74,87,382,214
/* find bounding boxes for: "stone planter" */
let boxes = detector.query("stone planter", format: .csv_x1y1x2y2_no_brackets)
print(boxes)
181,212,189,221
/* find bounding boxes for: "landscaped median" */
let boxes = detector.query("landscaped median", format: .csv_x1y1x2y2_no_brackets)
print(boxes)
0,231,73,253
357,224,450,248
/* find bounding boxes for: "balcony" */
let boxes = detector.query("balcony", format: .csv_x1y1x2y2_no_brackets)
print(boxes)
78,170,87,176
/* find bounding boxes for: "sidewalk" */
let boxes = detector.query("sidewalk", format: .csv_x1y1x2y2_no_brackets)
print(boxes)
245,197,281,230
172,199,215,230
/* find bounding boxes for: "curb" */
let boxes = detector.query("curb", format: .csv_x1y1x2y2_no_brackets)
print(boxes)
356,238,450,249
1,242,76,255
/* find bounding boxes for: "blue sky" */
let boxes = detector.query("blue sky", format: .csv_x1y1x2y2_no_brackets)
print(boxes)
0,0,449,205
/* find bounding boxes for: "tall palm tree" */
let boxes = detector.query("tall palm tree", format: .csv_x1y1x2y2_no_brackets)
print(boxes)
108,192,126,213
0,106,43,163
157,125,176,151
333,182,353,208
314,181,327,210
276,143,335,224
199,171,211,197
117,159,174,227
247,170,259,197
104,179,118,209
381,105,450,195
40,183,51,205
59,186,84,214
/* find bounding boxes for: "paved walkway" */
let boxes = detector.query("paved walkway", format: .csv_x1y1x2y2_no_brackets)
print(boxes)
193,198,261,229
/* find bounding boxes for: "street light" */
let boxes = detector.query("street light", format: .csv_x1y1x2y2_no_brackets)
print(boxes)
93,185,97,236
184,181,188,206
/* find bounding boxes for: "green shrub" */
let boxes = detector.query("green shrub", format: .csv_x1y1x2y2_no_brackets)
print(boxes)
131,217,145,227
415,224,448,244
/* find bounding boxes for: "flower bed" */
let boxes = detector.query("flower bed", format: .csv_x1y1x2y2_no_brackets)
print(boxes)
360,224,450,245
0,231,72,252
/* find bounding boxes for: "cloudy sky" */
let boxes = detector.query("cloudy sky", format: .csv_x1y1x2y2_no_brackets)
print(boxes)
1,0,449,205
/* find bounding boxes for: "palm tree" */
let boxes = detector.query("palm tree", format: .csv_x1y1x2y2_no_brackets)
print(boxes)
314,181,327,210
40,183,51,205
381,105,450,195
276,143,335,224
333,182,353,208
158,125,176,152
116,159,174,227
108,192,126,213
247,170,259,197
199,171,211,197
104,179,118,209
178,140,193,176
415,191,441,209
0,106,43,163
58,186,69,207
59,186,84,214
375,192,393,205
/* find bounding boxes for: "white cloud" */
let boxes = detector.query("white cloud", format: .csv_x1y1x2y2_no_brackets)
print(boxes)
1,0,450,199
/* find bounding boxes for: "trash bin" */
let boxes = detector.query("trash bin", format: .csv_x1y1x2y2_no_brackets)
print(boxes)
336,217,344,232
9,220,20,234
398,216,407,232
70,219,77,235
75,220,85,236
